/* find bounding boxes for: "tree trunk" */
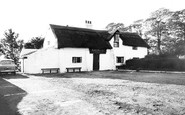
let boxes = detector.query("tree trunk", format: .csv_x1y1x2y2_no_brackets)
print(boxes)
183,24,185,41
157,31,161,55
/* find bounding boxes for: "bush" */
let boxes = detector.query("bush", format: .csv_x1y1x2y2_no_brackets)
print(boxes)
125,58,185,71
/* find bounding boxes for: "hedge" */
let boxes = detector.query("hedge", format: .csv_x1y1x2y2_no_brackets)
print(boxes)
124,58,185,71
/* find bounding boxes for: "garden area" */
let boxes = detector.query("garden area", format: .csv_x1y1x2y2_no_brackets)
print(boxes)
0,71,185,115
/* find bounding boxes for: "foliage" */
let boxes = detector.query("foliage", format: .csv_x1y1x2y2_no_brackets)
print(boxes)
0,29,23,64
125,58,185,71
167,9,185,56
106,23,126,33
24,37,44,49
127,19,144,36
144,8,173,55
125,8,185,57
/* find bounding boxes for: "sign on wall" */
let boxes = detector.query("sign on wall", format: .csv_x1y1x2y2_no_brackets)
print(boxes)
89,49,106,54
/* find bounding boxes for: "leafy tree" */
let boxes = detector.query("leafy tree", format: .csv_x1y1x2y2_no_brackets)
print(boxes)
167,9,185,56
144,8,173,55
24,37,44,49
0,43,4,54
106,23,126,33
0,29,23,64
126,19,144,36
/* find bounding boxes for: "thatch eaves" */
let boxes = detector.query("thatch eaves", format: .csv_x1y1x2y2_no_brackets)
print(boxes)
50,24,112,49
50,24,150,49
119,32,150,48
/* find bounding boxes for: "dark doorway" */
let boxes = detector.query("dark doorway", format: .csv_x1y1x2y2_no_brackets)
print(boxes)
93,53,100,70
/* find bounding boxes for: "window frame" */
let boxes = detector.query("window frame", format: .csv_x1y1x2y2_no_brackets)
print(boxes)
116,57,124,63
132,46,138,50
113,34,119,47
72,57,82,63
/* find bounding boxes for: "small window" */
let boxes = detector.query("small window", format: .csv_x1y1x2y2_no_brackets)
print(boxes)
48,41,50,45
72,57,82,63
114,34,119,47
114,34,119,42
132,46,138,50
116,57,124,63
113,42,119,47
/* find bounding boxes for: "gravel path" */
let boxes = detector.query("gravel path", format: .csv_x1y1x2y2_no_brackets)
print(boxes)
6,74,185,115
6,75,102,115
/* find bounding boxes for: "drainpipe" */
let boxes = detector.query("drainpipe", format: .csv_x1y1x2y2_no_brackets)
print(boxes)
22,57,27,73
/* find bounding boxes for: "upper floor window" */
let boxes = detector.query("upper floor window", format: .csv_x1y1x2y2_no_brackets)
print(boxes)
116,57,124,63
114,34,119,47
132,46,138,50
47,41,50,45
72,57,82,63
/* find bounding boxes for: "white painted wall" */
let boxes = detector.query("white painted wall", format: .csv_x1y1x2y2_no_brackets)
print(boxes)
109,36,148,66
99,49,116,70
21,47,116,73
43,27,58,48
21,48,59,73
58,48,115,72
58,48,93,73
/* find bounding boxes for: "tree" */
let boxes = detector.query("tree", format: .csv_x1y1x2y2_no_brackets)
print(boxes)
106,23,126,33
24,37,44,49
126,19,144,36
0,29,23,64
144,8,173,55
167,9,185,56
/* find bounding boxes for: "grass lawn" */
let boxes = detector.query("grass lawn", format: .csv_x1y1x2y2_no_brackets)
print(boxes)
35,70,185,85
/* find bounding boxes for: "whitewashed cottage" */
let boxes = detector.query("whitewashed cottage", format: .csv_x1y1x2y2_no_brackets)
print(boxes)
20,24,149,73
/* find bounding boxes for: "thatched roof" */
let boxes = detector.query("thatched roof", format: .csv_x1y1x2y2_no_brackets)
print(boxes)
107,30,150,48
50,24,150,49
119,32,150,48
50,24,112,49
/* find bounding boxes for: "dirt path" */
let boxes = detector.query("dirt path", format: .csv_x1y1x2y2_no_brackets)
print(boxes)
6,74,102,115
5,73,185,115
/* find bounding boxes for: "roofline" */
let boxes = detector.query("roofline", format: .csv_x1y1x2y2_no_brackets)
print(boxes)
108,30,150,48
50,24,108,32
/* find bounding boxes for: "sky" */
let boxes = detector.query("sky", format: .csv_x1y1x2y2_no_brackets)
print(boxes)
0,0,185,42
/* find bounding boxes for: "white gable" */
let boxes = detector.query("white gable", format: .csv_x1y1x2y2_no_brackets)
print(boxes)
43,26,58,48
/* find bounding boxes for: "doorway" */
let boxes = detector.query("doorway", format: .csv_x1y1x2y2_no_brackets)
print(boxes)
93,53,99,70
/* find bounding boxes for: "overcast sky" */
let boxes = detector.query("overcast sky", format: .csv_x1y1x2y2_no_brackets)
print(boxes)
0,0,184,41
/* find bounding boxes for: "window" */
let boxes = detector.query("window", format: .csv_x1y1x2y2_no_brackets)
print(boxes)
48,41,50,45
113,34,119,47
0,60,14,65
116,57,124,63
113,42,119,47
72,57,82,63
132,46,138,50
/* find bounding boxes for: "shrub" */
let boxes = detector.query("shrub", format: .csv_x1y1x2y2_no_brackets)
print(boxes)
125,58,185,71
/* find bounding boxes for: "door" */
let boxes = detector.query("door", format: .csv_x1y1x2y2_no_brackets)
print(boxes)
93,53,99,70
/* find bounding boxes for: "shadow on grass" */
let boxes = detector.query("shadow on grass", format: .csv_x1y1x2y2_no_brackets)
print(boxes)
0,76,27,115
30,71,89,78
0,73,29,79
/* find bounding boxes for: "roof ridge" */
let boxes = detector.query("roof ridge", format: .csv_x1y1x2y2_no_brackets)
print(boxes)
50,24,108,32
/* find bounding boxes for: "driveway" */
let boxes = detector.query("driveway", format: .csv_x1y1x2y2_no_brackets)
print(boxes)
1,71,185,115
1,74,102,115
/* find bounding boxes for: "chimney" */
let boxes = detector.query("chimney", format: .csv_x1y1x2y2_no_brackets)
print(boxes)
85,20,92,29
